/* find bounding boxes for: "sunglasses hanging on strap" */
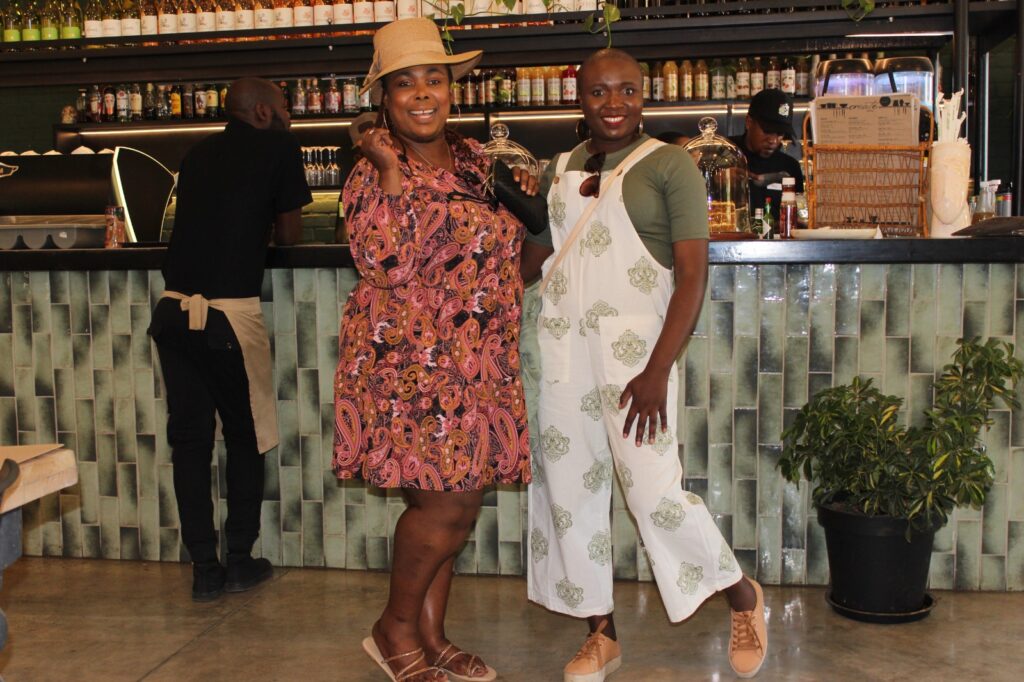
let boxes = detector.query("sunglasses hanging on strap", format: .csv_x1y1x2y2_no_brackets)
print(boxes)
538,138,662,298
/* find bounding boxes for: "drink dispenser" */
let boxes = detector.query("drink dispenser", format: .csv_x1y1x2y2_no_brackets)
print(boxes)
815,57,875,97
682,117,750,233
874,56,934,110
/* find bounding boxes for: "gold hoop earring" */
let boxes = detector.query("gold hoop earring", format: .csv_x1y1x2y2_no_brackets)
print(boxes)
381,108,391,131
637,116,645,137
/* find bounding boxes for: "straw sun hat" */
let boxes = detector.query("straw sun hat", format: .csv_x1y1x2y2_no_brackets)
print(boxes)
360,17,483,105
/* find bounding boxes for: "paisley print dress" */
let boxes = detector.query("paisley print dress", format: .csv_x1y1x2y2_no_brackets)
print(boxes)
333,132,531,491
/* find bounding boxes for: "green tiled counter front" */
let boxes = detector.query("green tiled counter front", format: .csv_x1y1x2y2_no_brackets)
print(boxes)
3,261,1024,591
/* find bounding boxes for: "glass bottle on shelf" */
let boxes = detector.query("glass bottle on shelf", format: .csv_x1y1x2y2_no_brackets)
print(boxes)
120,0,141,35
129,81,143,119
681,59,693,101
332,0,352,24
194,82,207,115
195,0,215,31
725,60,736,100
60,0,83,38
561,63,577,105
779,176,796,239
710,58,725,100
253,0,273,28
75,87,88,120
99,0,120,36
781,56,796,95
664,59,678,102
516,67,530,106
546,65,560,105
342,77,358,112
182,82,194,117
169,83,182,118
325,76,340,113
750,56,764,96
102,83,116,121
766,55,780,90
137,0,158,33
529,66,543,107
292,78,306,115
651,61,664,102
206,82,220,116
215,0,236,31
735,56,750,99
307,76,322,113
312,0,331,24
640,61,650,101
142,81,156,118
795,55,809,97
40,0,60,39
156,0,175,33
293,0,313,26
694,58,708,101
371,0,393,22
155,84,169,119
88,83,102,121
235,0,254,28
352,0,371,23
2,0,22,43
82,0,102,37
21,0,41,41
273,0,292,27
178,0,199,33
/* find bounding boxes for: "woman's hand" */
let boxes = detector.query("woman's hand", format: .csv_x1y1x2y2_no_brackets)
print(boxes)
619,366,671,447
512,167,540,196
361,126,403,194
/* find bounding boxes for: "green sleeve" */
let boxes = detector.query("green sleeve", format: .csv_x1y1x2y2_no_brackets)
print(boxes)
660,146,710,242
524,154,558,248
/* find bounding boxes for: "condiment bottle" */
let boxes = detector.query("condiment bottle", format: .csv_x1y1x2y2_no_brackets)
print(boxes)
641,62,651,101
766,55,781,90
652,61,664,102
781,57,796,95
681,59,693,101
664,60,679,101
710,59,726,100
736,57,750,99
694,59,709,101
780,177,797,239
795,56,810,97
750,56,765,97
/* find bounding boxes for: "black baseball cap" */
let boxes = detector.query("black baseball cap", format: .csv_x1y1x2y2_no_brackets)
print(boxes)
748,89,796,139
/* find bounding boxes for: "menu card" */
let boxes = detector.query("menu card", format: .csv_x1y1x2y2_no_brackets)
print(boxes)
810,94,920,146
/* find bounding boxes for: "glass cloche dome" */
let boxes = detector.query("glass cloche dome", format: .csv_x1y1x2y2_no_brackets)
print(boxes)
683,117,750,233
481,123,541,195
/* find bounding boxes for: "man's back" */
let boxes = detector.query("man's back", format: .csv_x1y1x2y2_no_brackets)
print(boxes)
163,120,309,299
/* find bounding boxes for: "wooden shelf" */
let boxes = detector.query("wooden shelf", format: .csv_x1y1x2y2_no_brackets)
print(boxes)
0,2,1014,88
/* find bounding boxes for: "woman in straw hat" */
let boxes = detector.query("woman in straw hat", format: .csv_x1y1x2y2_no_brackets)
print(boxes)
333,17,538,682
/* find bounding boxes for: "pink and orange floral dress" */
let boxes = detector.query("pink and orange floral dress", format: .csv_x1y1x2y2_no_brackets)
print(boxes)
333,132,531,491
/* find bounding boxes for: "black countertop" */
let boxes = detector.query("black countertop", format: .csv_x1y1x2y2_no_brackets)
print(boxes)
1,239,1022,271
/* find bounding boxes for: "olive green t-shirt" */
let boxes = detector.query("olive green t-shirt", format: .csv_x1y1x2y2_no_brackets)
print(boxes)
526,135,709,269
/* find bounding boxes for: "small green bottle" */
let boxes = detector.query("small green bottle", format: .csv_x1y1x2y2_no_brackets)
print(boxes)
40,0,60,39
60,0,83,39
21,0,42,40
2,0,23,43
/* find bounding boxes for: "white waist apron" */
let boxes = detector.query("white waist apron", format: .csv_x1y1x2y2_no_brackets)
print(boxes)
527,142,741,623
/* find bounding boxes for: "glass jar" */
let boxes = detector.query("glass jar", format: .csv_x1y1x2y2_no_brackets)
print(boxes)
683,117,750,233
480,122,540,194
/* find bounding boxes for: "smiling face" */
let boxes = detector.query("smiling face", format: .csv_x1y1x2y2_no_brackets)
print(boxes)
382,64,452,145
579,55,644,153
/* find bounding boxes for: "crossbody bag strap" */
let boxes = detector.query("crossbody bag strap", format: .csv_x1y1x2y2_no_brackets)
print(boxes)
538,138,662,297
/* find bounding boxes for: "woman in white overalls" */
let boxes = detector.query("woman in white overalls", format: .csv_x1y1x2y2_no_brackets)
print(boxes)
520,49,768,681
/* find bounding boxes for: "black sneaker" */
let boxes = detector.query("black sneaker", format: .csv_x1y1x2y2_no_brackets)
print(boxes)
224,556,273,593
192,561,226,602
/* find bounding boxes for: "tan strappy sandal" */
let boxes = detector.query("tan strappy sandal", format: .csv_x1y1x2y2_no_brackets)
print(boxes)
432,644,497,682
362,636,449,682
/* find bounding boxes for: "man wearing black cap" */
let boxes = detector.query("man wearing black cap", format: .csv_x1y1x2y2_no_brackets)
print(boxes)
729,89,804,224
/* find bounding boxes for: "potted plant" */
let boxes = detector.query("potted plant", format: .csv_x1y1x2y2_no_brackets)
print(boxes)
779,338,1023,623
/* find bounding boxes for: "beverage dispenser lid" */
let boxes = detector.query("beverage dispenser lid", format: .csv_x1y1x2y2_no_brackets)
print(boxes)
874,56,933,75
818,57,874,76
683,117,748,173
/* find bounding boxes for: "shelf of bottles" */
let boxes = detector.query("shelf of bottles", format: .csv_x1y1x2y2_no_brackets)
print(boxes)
0,0,963,52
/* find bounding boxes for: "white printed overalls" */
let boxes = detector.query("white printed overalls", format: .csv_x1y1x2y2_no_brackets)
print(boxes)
527,141,741,623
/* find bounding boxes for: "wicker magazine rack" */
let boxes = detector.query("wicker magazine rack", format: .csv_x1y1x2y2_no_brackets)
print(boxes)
802,112,933,236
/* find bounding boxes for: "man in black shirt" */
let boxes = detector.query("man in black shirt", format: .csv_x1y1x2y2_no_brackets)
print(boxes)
149,78,312,601
729,89,804,223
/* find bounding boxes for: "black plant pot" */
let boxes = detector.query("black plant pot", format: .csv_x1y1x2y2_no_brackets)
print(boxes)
817,503,940,624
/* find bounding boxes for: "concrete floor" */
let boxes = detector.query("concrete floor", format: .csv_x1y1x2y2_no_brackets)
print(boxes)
0,558,1022,681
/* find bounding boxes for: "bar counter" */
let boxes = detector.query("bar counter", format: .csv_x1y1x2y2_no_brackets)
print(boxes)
2,238,1023,591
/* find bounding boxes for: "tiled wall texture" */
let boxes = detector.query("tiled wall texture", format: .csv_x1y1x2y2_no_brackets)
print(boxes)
2,262,1024,591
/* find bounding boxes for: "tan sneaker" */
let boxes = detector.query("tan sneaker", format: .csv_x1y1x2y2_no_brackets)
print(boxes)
728,578,768,678
563,622,622,682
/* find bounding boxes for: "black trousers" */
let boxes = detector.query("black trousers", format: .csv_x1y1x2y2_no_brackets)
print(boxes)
151,301,265,564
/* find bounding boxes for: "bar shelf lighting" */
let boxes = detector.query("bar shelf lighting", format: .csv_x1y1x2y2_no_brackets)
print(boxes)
76,116,486,137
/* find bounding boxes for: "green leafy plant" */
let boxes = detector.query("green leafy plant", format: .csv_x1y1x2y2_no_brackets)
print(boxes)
779,338,1024,535
842,0,875,22
423,1,622,51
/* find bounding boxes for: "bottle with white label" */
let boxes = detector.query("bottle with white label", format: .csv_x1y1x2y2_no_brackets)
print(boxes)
273,0,293,27
766,55,781,90
735,57,750,99
333,0,353,23
121,2,142,35
177,0,199,32
139,0,159,34
781,57,796,95
254,0,274,28
216,0,238,31
293,0,314,25
156,0,176,33
102,1,122,36
710,59,726,100
312,0,332,24
524,0,544,14
750,56,764,97
471,0,490,16
197,0,217,31
373,0,394,21
352,0,372,23
395,0,416,18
